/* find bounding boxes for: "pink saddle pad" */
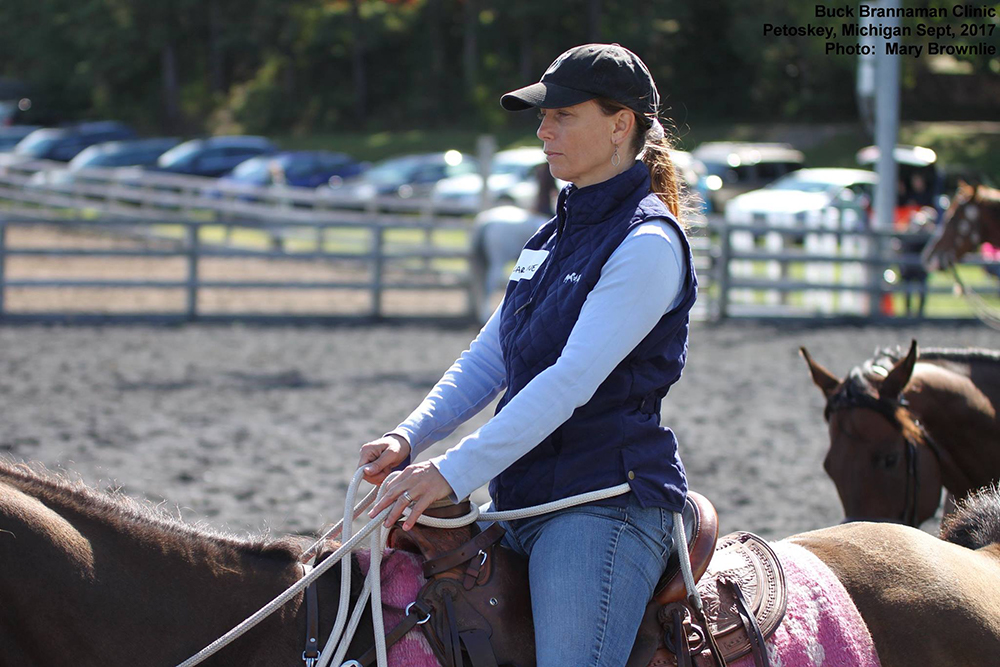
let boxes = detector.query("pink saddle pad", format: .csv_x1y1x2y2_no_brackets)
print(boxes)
355,547,439,666
728,540,880,667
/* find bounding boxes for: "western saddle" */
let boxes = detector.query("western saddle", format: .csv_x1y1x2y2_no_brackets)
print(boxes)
351,492,786,667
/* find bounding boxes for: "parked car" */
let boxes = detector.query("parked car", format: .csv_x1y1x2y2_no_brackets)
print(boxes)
220,151,366,189
432,147,547,210
725,167,877,240
0,125,42,152
855,144,943,227
11,121,138,162
151,136,277,177
692,142,805,213
332,150,478,200
667,149,710,217
27,137,181,190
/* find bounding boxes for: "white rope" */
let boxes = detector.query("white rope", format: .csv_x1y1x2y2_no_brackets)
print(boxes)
672,511,703,612
175,502,387,665
175,469,385,667
175,472,632,667
418,482,633,528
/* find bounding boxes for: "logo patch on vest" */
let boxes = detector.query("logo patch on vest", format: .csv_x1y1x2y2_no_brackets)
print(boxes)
509,249,549,281
563,272,581,284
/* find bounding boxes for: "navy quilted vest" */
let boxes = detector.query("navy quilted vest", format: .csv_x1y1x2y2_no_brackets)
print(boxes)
490,161,697,512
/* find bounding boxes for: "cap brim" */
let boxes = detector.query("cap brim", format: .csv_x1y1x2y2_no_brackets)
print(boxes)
500,81,597,111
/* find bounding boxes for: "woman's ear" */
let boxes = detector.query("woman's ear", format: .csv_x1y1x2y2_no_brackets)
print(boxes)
613,110,635,146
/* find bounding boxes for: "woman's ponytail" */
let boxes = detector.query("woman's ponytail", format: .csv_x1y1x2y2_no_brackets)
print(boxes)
596,98,693,229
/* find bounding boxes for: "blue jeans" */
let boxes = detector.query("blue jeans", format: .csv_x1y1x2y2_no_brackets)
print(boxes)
499,495,675,667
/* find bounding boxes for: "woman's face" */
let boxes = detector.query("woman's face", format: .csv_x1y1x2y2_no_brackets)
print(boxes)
536,100,633,188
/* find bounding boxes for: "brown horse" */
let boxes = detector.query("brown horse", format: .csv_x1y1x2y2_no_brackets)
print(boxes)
922,180,1000,272
801,340,1000,526
0,460,374,666
4,459,1000,666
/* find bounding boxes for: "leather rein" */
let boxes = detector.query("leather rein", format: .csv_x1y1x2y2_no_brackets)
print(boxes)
300,563,323,667
824,376,941,527
950,265,1000,333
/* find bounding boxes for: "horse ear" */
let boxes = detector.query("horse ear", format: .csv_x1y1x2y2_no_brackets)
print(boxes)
800,347,840,398
880,339,918,400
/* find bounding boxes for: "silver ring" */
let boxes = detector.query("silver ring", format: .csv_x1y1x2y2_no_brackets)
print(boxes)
403,490,414,504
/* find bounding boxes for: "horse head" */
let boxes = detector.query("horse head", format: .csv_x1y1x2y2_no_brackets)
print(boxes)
922,180,999,272
800,341,943,526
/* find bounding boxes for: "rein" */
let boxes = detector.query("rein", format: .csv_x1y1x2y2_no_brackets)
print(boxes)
950,265,1000,333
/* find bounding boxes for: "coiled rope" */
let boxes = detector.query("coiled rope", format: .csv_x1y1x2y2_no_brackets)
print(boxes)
176,471,634,667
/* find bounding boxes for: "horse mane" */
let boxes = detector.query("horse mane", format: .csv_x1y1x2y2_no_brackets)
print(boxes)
0,459,304,562
873,345,1000,366
940,483,1000,549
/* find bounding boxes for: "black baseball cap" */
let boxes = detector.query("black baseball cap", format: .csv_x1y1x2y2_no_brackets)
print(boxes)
500,43,659,116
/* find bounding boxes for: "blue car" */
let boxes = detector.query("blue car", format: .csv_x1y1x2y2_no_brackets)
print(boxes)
153,136,277,177
333,151,479,200
69,137,181,169
0,125,42,152
27,138,183,190
12,121,138,161
221,151,366,188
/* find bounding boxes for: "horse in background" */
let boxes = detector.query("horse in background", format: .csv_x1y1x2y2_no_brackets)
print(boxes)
5,458,1000,665
922,180,1000,272
801,340,1000,526
468,165,556,323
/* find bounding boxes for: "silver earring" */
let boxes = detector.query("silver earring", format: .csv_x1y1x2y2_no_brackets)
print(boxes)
611,145,621,167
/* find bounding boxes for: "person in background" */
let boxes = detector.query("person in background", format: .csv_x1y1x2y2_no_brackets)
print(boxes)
357,43,697,666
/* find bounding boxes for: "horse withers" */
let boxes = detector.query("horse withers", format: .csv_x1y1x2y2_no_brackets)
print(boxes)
801,339,1000,526
4,458,1000,666
922,180,1000,273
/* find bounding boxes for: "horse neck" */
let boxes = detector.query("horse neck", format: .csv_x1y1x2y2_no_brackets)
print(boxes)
976,187,1000,244
908,360,1000,495
1,477,309,666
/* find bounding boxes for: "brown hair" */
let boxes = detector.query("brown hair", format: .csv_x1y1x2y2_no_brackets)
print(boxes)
595,98,693,229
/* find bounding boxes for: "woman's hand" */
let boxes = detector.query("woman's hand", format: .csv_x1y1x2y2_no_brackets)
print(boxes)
357,434,411,485
368,462,454,531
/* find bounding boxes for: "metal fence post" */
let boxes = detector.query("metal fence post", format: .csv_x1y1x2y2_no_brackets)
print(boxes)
867,225,885,322
0,219,6,320
187,223,199,321
372,224,384,319
716,218,730,320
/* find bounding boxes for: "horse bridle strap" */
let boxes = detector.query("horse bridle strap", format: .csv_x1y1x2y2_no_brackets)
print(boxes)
825,383,929,528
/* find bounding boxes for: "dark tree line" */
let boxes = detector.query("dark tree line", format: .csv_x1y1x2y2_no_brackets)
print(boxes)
0,0,996,135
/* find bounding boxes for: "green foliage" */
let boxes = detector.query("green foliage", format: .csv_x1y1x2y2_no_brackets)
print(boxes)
0,0,996,135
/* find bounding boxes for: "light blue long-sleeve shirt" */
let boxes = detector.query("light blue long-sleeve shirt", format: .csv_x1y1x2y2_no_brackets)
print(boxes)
391,219,688,501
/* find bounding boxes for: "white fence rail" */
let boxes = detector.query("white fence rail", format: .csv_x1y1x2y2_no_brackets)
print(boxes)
0,162,995,324
0,163,481,322
715,205,999,321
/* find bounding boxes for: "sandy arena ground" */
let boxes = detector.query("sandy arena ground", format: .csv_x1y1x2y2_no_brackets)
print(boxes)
1,319,996,542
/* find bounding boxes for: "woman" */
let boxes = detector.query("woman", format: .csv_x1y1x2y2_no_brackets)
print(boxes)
357,43,697,666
